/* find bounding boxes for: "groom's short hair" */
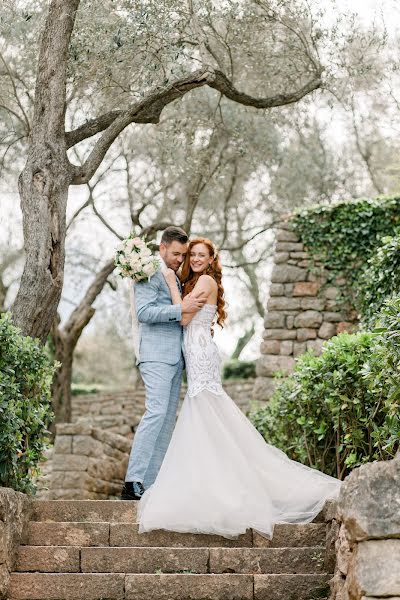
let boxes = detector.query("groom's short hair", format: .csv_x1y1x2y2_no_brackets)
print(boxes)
161,226,188,246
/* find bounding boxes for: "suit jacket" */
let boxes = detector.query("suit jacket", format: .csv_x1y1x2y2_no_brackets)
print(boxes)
135,270,183,365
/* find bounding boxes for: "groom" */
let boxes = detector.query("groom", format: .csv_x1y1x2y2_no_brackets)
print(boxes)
121,226,206,500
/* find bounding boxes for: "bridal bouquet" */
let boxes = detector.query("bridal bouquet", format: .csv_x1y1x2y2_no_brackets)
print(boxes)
115,235,160,282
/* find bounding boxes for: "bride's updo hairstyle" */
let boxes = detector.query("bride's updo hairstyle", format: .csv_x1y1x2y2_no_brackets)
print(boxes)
180,237,227,328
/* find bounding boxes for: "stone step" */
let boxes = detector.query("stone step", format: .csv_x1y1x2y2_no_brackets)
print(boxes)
16,545,326,574
32,500,137,523
8,573,332,600
25,521,326,548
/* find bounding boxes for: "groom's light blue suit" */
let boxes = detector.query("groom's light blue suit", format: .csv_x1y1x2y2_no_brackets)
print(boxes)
125,269,184,489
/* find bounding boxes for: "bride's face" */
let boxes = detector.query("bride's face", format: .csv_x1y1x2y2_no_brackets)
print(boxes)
190,243,213,274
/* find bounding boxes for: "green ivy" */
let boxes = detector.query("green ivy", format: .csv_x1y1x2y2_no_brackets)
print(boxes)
292,196,400,311
0,313,57,493
249,295,400,479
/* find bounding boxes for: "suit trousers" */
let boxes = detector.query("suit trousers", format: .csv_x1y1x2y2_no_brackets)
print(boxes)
125,358,184,488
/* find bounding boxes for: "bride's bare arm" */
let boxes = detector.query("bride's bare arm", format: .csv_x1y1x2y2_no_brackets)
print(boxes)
180,276,217,327
161,268,207,321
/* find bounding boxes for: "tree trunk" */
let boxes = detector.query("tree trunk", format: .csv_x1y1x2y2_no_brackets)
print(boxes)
11,0,80,342
50,319,74,426
231,324,256,360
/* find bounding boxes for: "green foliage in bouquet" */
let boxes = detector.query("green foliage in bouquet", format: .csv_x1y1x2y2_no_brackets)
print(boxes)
222,359,256,380
250,296,400,479
0,313,57,493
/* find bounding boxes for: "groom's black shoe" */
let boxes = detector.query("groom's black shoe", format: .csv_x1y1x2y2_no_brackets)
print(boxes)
120,481,145,501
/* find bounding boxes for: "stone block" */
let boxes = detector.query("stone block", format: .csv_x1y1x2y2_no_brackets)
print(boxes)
271,265,307,283
263,329,297,340
318,322,337,339
81,547,209,574
300,298,325,310
56,423,93,436
26,522,110,547
16,546,80,573
32,499,137,524
110,523,253,548
284,283,294,295
91,428,131,454
286,315,295,329
323,286,340,299
337,322,356,334
254,574,331,600
306,339,325,355
256,355,295,377
53,436,72,455
338,455,400,541
280,341,293,355
260,341,281,355
293,342,307,357
350,540,400,597
267,297,301,311
8,573,125,600
293,282,321,297
275,242,304,252
72,436,104,458
52,454,89,472
269,283,284,296
289,251,309,259
323,311,346,322
209,547,325,574
264,312,286,328
294,311,323,328
253,523,326,548
297,328,317,342
274,252,290,264
276,230,300,242
125,573,254,600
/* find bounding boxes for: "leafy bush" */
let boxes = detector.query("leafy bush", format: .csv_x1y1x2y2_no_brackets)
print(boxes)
0,313,57,493
357,236,400,327
223,359,256,380
250,302,400,479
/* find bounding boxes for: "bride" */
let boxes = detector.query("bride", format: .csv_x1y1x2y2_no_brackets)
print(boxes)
138,237,341,539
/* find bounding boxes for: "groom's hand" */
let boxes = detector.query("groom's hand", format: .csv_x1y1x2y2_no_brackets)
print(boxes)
181,292,207,314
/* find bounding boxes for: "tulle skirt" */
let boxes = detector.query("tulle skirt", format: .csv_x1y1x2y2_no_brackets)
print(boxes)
138,389,341,539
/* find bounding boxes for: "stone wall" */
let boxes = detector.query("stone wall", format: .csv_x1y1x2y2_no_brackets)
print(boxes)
71,379,256,438
41,424,131,500
254,219,358,401
0,488,32,599
39,379,256,500
330,453,400,600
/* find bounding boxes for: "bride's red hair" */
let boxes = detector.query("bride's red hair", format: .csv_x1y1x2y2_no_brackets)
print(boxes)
180,238,227,328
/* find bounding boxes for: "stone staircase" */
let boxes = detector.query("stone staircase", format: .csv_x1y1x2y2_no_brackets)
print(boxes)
8,500,333,600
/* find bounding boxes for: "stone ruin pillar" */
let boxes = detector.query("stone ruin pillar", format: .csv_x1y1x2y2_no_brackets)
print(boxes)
253,218,358,402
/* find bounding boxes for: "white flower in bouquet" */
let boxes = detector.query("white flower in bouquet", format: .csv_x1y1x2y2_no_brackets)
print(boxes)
114,234,160,282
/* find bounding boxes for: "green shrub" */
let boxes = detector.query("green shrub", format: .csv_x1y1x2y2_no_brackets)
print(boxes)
357,236,400,327
0,313,57,493
223,359,256,380
361,294,400,453
250,315,399,479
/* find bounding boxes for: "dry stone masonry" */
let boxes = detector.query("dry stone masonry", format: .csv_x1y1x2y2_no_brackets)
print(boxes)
0,488,32,599
38,380,255,500
330,452,400,600
254,219,358,402
7,498,336,600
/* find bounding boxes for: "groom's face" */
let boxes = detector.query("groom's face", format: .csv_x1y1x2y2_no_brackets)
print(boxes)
160,240,188,272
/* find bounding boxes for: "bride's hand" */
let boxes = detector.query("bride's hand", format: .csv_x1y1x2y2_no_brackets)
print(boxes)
162,267,177,287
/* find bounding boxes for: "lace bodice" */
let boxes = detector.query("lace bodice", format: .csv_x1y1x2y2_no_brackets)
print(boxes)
183,304,224,398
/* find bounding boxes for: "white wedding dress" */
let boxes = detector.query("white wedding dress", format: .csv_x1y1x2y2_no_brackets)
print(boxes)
138,304,341,539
